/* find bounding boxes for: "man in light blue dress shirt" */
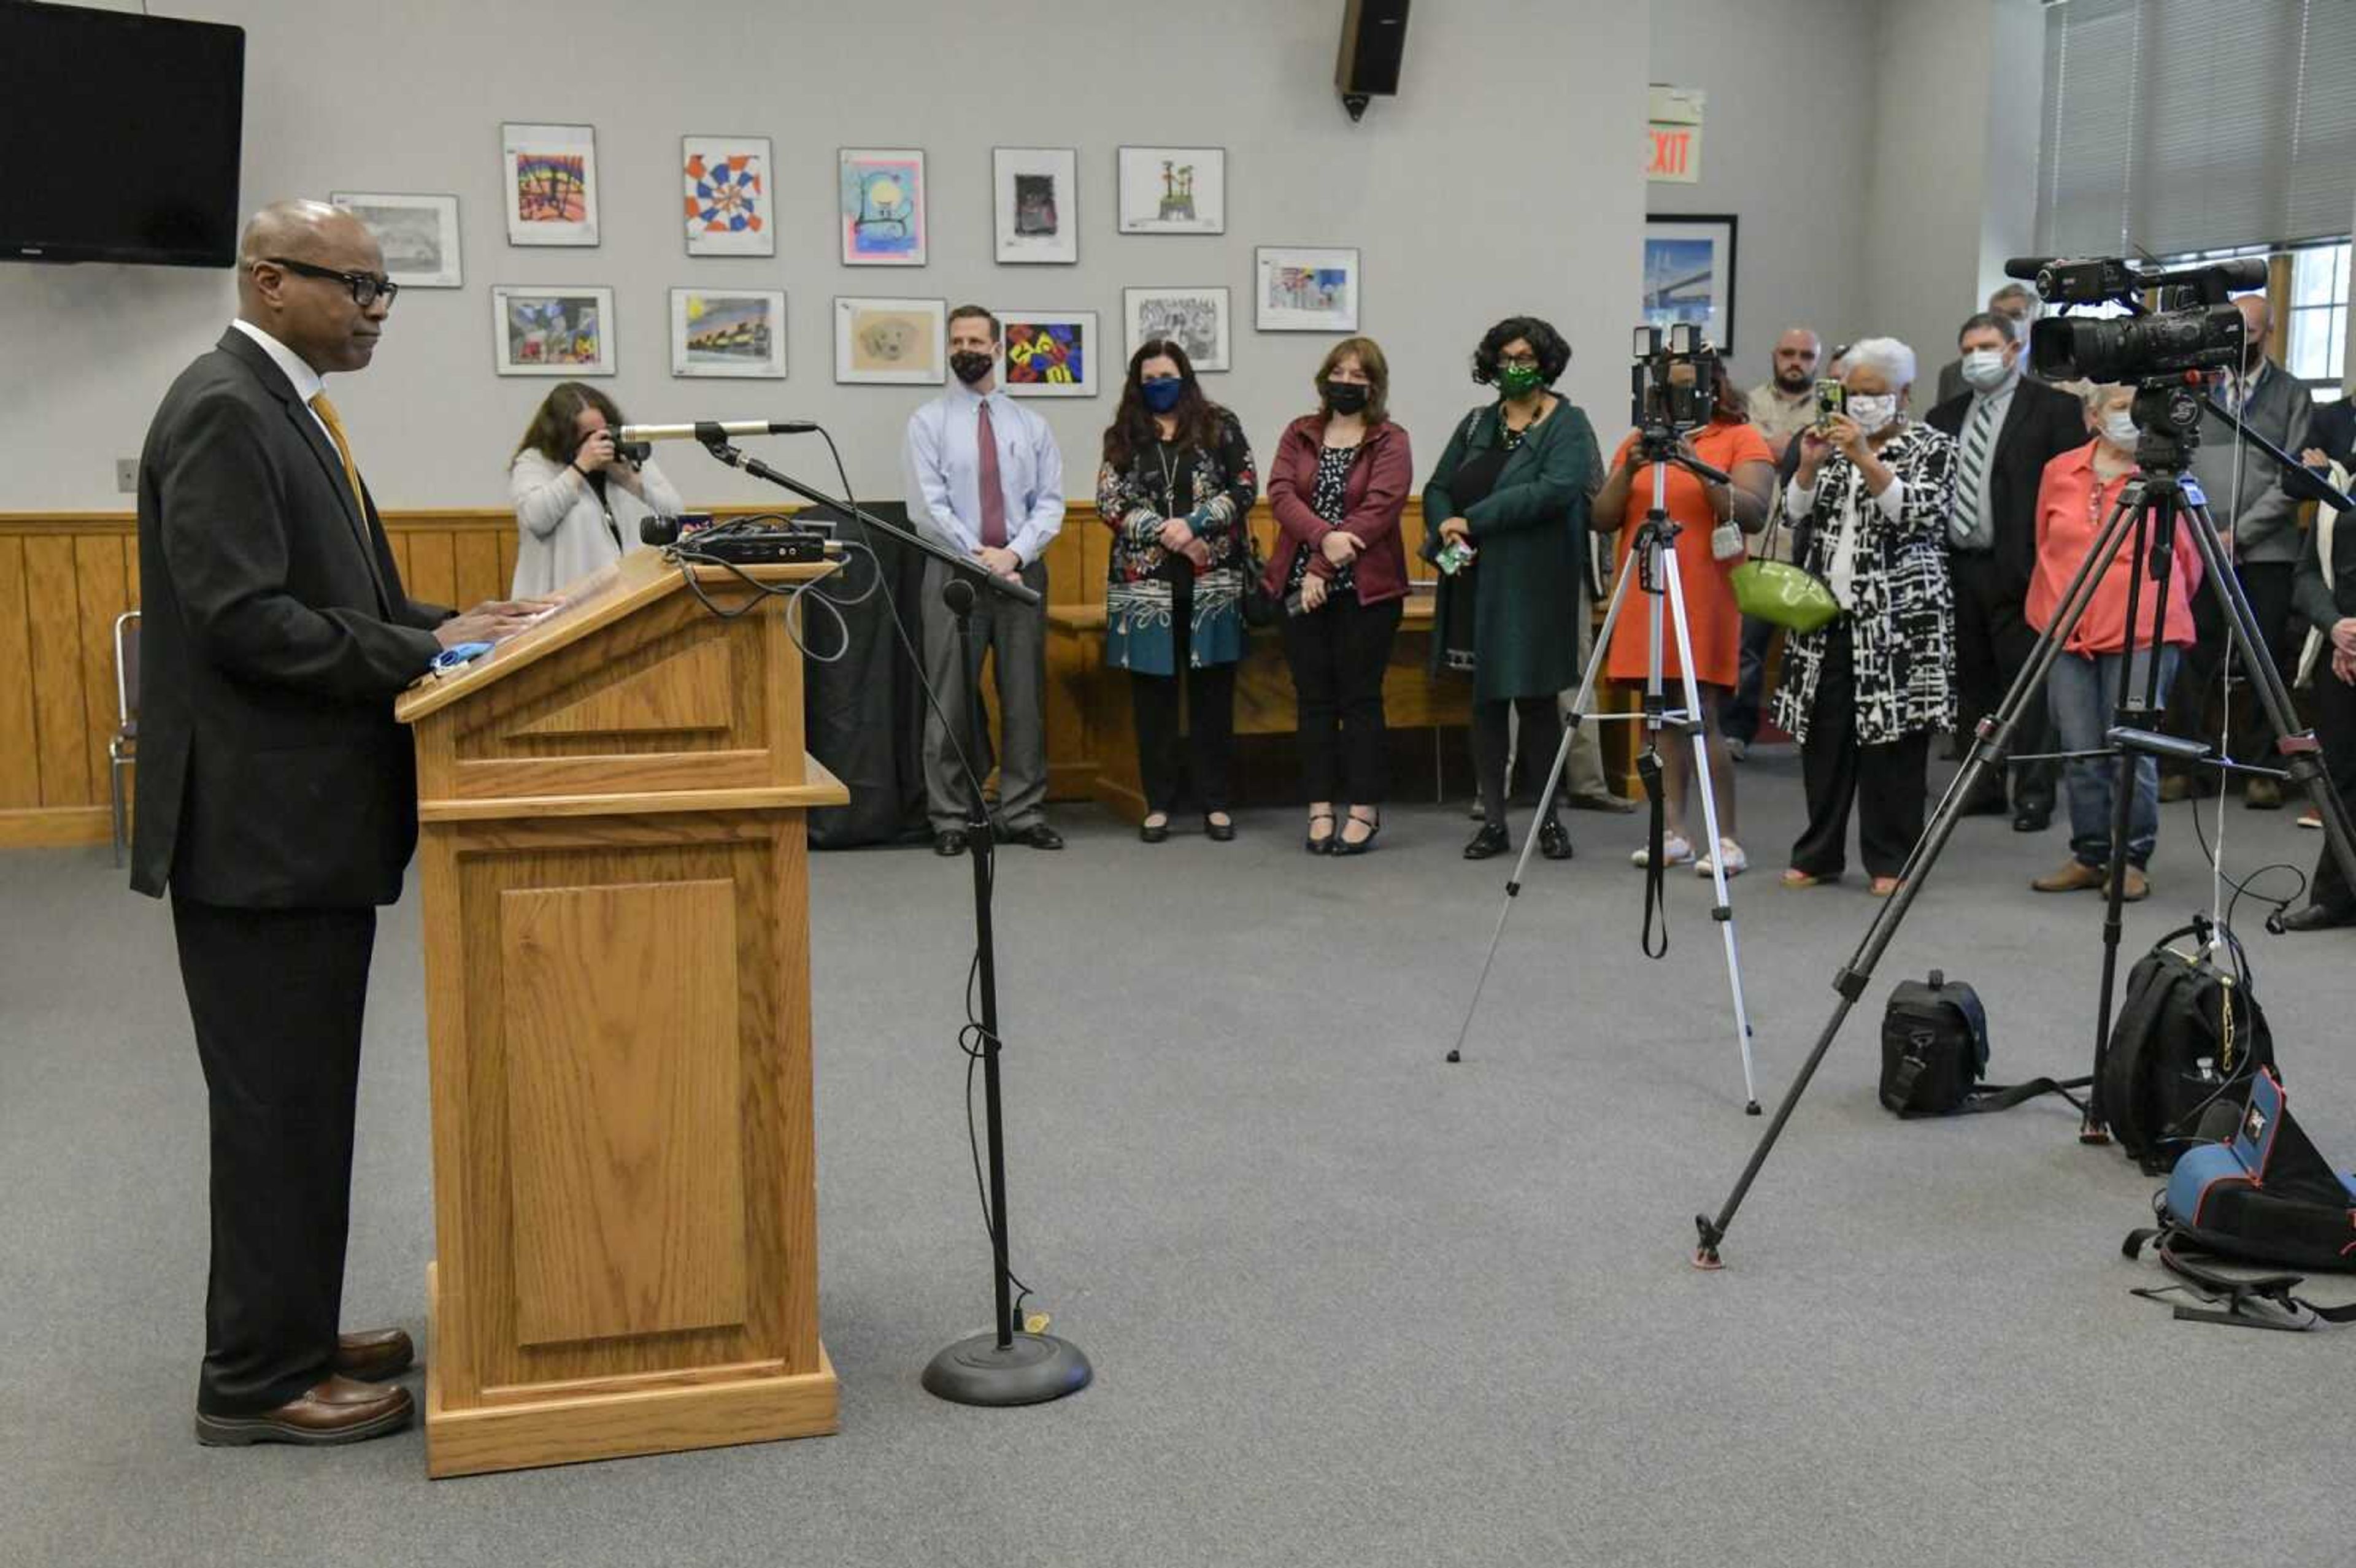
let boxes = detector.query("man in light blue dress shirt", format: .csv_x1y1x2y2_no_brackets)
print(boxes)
903,305,1068,853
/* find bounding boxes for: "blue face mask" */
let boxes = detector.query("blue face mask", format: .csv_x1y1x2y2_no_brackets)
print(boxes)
1140,377,1185,414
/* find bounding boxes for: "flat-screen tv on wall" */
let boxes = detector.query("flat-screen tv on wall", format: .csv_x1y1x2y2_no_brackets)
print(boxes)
0,2,246,267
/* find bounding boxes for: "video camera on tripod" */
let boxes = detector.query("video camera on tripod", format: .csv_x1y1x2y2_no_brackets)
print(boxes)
1630,322,1719,448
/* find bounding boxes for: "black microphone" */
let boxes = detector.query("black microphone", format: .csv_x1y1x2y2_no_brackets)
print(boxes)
2002,256,2054,282
616,420,818,443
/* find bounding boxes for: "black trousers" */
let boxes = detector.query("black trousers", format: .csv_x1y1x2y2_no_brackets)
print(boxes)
1473,695,1564,826
2308,663,2356,915
1128,572,1236,814
1791,628,1931,879
1949,549,2055,811
2166,557,2298,769
1280,593,1402,805
1725,614,1779,748
172,896,377,1415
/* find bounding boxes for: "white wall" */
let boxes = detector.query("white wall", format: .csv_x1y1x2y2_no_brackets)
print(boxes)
1646,0,1881,386
1,0,1649,513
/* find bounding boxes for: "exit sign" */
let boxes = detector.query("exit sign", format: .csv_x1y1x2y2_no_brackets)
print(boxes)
1647,85,1704,185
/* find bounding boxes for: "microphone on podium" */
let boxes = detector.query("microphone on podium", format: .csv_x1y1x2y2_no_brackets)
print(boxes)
615,419,819,443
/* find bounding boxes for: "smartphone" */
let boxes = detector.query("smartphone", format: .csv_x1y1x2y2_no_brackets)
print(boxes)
1812,380,1846,431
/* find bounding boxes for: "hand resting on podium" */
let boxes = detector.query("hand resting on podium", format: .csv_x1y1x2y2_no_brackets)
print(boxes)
434,595,563,649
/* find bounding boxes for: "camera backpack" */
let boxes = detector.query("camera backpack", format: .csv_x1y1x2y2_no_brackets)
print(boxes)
2122,1069,2356,1329
2100,921,2273,1174
1878,970,2087,1118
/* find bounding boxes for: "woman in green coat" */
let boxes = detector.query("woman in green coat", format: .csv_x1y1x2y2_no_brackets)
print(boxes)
1425,315,1601,859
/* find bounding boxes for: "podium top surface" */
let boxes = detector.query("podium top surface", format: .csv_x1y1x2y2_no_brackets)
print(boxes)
396,551,834,725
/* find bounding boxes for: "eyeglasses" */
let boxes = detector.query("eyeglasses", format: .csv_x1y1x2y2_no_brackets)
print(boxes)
1495,351,1539,367
263,256,399,309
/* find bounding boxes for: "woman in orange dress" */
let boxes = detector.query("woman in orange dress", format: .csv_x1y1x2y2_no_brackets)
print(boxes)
1591,357,1776,875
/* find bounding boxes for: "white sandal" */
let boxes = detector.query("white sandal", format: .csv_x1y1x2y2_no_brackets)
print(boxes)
1631,834,1694,869
1696,839,1748,878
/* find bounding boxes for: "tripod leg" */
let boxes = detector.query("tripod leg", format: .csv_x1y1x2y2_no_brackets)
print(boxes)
1694,489,2150,1266
1660,549,1761,1112
2179,501,2356,899
2086,498,2163,1143
1442,531,1648,1066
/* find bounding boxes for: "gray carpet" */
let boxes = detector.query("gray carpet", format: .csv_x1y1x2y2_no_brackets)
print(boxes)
5,750,2352,1567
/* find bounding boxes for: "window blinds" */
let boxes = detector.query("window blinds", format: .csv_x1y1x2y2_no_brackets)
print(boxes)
2036,0,2356,259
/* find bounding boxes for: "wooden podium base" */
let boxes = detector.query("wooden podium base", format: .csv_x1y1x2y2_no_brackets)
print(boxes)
422,1264,839,1478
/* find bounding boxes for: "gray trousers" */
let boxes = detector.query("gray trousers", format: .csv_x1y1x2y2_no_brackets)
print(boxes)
922,555,1050,833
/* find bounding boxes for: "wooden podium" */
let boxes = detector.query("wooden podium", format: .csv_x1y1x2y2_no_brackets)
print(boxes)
395,551,847,1478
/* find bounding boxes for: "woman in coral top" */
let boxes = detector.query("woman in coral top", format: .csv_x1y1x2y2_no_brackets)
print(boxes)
1592,356,1775,876
2024,382,2204,902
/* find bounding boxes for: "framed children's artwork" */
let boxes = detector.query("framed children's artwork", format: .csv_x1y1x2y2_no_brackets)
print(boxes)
839,148,927,266
1116,146,1225,235
1642,214,1739,353
670,288,786,379
834,296,945,384
492,285,614,375
1255,246,1360,332
328,192,461,288
682,136,772,256
993,147,1077,264
1123,286,1230,372
997,310,1097,398
502,122,598,247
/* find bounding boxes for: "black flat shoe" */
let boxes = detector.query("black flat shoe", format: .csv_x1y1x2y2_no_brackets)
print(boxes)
1331,810,1380,856
2011,804,2052,833
1538,818,1574,861
934,829,969,857
2277,902,2354,932
1204,813,1236,842
1140,815,1170,844
1306,812,1336,855
1011,822,1065,850
1463,823,1509,860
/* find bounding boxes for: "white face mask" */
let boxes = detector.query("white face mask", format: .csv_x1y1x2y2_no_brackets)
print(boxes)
1960,348,2012,391
1846,393,1899,434
2101,410,2139,448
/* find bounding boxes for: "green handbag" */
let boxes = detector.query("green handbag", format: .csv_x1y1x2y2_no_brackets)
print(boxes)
1730,500,1842,634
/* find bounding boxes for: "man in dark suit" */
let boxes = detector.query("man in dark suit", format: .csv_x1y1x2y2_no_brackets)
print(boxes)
2281,410,2356,930
1927,310,2091,829
1933,283,2043,407
135,201,547,1446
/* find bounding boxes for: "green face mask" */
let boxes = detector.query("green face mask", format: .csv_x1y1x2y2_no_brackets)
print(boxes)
1496,363,1544,397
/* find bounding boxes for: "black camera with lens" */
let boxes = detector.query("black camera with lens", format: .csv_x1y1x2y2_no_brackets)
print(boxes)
2022,254,2254,383
611,437,652,467
1630,323,1718,444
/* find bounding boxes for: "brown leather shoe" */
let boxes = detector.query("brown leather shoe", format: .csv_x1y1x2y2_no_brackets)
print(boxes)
2108,866,2150,902
333,1328,414,1382
2032,858,2106,893
194,1375,413,1447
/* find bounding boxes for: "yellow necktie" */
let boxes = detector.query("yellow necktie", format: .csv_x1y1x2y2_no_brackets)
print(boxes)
308,392,368,517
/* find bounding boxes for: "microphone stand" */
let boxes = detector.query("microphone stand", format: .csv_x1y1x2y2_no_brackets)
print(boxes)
690,437,1090,1408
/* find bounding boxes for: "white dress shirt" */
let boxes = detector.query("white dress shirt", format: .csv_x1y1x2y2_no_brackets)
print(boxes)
903,382,1066,566
231,319,332,444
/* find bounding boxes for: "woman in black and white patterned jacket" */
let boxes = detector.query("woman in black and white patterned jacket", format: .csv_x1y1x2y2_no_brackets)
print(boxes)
1772,336,1957,897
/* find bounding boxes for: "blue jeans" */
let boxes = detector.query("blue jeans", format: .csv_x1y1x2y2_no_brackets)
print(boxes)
2047,644,2181,869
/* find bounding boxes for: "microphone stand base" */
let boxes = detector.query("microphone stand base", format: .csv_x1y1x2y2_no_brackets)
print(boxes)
921,1331,1093,1407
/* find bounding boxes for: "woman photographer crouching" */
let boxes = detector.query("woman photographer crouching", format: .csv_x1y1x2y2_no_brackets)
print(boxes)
1773,337,1958,896
507,382,682,598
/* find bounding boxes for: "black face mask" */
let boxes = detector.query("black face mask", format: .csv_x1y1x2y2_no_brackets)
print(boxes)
1322,380,1370,416
950,350,994,386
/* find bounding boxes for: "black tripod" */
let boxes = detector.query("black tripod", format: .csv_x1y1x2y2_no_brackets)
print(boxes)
1692,379,2356,1269
686,434,1091,1404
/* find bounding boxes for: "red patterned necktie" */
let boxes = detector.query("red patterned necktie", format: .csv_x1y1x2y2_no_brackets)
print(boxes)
976,399,1009,550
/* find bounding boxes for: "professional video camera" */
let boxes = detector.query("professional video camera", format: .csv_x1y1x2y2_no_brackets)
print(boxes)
2013,253,2264,384
1630,323,1719,448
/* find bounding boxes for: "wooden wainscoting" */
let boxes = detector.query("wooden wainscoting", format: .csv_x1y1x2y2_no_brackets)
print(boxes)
1,498,1515,848
0,510,529,848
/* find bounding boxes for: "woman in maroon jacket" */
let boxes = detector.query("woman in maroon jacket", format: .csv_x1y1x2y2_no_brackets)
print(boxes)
1265,337,1414,855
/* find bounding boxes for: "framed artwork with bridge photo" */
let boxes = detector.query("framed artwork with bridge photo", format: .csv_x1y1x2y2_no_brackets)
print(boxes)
1642,214,1737,355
